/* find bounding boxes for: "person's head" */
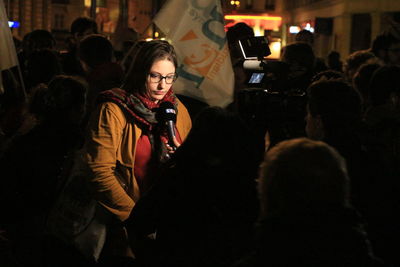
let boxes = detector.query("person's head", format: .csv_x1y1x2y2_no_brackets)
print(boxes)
30,75,87,125
122,40,147,74
281,42,315,73
70,17,98,43
295,29,314,46
78,34,114,71
369,65,400,107
258,138,350,218
25,49,62,92
353,62,382,107
306,80,362,140
386,34,400,66
22,30,56,57
371,33,391,61
327,50,342,71
310,70,345,83
344,50,377,82
123,40,178,103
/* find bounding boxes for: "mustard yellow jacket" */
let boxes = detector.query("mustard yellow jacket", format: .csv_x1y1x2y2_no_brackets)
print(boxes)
85,99,192,221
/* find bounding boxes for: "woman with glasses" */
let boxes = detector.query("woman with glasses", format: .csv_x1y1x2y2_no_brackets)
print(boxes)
83,40,192,263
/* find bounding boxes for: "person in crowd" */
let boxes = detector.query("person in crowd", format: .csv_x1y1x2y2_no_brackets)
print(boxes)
61,16,98,76
352,62,382,110
126,106,260,267
0,75,87,267
18,29,57,74
78,34,124,120
344,49,377,82
226,22,255,108
295,29,327,74
310,69,345,83
361,65,400,266
378,33,400,66
226,22,254,110
25,49,63,93
305,80,366,203
0,70,27,155
370,33,392,64
327,50,343,72
83,40,192,263
120,39,146,75
281,41,316,91
235,138,383,267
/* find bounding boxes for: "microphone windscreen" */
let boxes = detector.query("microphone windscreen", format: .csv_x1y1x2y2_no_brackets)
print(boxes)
158,101,177,122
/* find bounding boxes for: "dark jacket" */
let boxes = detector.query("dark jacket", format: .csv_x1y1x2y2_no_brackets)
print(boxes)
234,206,384,267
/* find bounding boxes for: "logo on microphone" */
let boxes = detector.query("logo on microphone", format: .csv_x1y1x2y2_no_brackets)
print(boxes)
165,108,176,114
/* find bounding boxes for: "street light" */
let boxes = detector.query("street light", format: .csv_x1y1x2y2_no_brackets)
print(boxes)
230,0,240,9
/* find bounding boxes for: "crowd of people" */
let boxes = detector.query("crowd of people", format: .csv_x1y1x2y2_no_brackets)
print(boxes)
0,16,399,267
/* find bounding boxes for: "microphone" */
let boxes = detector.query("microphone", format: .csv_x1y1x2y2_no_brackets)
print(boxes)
158,101,177,150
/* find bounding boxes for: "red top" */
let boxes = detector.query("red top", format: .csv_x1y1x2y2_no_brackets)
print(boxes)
134,126,182,192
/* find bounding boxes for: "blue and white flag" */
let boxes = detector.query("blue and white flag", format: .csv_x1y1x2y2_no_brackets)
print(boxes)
154,0,234,107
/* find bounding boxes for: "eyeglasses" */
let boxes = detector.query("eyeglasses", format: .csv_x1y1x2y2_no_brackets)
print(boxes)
148,73,177,84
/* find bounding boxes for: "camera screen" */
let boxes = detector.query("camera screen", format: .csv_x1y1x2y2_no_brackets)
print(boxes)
248,73,265,84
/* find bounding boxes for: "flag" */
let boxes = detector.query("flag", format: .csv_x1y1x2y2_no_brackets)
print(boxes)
0,0,18,93
153,0,234,107
0,0,18,71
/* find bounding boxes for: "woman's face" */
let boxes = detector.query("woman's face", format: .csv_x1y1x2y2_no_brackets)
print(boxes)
145,59,176,103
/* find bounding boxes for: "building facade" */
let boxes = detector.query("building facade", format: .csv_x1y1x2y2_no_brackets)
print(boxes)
4,0,164,42
222,0,400,59
276,0,400,59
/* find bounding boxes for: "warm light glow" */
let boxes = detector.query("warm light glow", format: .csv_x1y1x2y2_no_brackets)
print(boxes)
224,15,282,21
235,1,240,5
154,31,159,38
230,0,235,5
254,28,262,36
269,41,281,60
145,38,154,42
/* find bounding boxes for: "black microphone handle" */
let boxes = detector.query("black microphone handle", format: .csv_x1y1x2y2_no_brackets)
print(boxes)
166,120,176,149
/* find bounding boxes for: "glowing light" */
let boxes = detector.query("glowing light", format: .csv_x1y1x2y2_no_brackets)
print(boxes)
8,21,20,28
289,26,300,34
269,41,281,60
154,31,159,38
145,38,153,42
235,1,240,5
305,23,314,33
230,0,235,5
224,15,282,21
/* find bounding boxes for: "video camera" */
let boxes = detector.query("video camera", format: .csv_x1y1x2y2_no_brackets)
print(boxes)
237,36,307,146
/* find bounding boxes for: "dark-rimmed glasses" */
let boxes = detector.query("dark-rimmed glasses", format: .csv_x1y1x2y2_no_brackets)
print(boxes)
148,73,177,84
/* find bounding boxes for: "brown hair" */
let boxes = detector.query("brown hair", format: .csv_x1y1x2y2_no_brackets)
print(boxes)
123,40,178,95
258,138,350,218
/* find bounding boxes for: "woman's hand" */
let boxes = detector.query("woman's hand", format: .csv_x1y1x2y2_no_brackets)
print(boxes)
165,136,181,154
